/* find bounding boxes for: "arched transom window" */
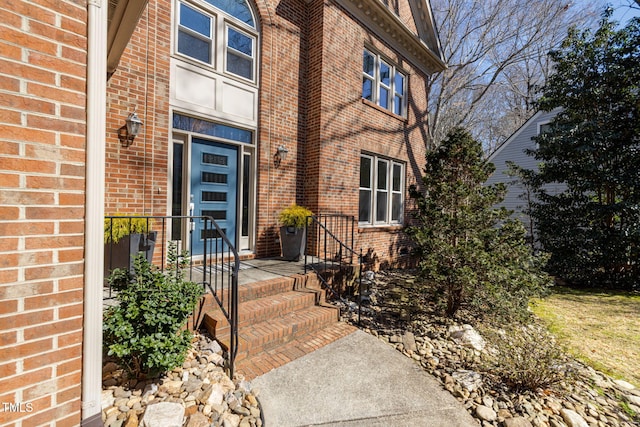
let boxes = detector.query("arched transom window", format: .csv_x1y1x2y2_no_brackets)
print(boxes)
176,0,258,82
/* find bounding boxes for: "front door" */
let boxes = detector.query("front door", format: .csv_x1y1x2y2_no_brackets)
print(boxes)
191,138,238,255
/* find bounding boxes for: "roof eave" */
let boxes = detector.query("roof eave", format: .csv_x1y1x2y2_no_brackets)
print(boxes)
335,0,446,75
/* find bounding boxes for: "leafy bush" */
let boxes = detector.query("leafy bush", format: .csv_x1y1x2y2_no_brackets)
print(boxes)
479,325,571,391
279,204,313,228
104,214,154,244
103,244,203,377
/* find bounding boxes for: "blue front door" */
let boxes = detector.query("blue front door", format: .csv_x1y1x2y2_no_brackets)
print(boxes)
191,138,238,254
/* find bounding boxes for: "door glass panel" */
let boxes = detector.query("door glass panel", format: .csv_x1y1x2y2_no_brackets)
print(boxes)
241,153,251,236
202,172,228,183
203,153,227,165
202,191,227,202
202,210,226,220
171,143,183,241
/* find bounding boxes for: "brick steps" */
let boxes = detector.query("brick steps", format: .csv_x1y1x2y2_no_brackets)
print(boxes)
201,273,356,380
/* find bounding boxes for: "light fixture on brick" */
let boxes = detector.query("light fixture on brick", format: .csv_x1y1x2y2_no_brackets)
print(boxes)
274,145,289,168
117,111,143,147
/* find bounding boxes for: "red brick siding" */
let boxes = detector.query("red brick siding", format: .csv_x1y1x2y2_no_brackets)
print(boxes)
0,0,87,425
105,1,170,219
105,0,432,268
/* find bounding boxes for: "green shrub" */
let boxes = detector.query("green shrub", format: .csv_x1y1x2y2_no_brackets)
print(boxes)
408,128,552,323
103,244,203,377
479,325,571,391
279,204,313,228
104,215,154,244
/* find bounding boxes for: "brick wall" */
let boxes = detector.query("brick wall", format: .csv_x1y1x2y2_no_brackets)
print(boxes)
105,1,170,218
0,0,87,425
254,0,432,267
302,0,431,268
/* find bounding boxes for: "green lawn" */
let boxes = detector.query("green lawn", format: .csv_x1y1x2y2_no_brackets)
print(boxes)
530,287,640,388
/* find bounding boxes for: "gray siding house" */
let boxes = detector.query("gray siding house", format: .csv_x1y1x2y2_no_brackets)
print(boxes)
486,109,563,237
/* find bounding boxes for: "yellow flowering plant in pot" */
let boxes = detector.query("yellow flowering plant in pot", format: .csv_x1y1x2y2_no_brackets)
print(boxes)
278,204,313,261
104,214,156,277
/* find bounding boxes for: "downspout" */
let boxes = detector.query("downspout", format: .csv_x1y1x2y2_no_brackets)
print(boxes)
82,0,106,424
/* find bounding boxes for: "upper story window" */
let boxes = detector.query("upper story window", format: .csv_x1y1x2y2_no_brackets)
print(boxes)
362,50,406,117
176,0,257,82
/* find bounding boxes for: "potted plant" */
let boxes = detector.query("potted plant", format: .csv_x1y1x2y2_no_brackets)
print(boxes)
104,215,157,277
279,204,313,261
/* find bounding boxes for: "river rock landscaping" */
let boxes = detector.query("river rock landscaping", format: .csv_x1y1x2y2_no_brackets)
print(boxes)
101,269,639,427
101,333,262,427
345,269,640,427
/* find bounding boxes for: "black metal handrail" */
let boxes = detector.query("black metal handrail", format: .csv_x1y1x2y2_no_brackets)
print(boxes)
103,215,239,378
304,214,364,324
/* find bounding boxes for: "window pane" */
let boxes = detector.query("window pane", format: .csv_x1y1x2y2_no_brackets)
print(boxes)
379,87,389,109
178,31,211,63
392,163,402,191
228,27,252,56
205,0,254,27
360,157,372,188
379,61,390,86
539,123,552,134
376,191,387,222
363,51,375,76
391,193,402,221
362,78,373,101
227,51,253,79
180,4,211,36
359,190,372,222
173,113,253,143
393,95,402,115
395,73,404,95
377,160,387,189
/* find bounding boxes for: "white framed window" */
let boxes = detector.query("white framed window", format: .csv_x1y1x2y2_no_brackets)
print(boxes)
225,24,255,80
359,154,405,225
362,50,406,117
175,0,258,82
178,3,215,65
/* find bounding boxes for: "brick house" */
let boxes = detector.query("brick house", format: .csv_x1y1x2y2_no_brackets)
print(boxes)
0,0,444,425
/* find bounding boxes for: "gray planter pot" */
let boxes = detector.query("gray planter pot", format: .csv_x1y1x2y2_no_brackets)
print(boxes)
104,231,157,278
280,226,306,261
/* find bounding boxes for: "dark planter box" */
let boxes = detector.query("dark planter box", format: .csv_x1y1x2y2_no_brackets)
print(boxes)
104,231,157,278
280,226,306,261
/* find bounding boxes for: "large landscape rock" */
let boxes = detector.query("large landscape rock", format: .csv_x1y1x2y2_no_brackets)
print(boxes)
140,402,184,427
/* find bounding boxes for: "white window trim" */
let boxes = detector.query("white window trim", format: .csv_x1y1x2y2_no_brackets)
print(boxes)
362,49,407,117
224,22,256,82
359,154,405,226
175,0,258,84
176,2,216,67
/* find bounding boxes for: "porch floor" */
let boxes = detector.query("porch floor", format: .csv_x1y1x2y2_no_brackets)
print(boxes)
234,257,310,286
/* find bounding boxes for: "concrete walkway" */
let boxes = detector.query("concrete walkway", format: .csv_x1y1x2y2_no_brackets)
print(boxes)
251,329,479,427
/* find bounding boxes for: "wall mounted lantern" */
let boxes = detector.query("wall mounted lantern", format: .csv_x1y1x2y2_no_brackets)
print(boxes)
117,112,143,147
274,145,289,168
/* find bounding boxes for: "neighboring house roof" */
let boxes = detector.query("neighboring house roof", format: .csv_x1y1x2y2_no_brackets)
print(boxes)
334,0,447,74
486,108,563,234
487,110,543,162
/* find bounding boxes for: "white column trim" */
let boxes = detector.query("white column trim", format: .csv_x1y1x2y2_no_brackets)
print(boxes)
82,0,107,423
